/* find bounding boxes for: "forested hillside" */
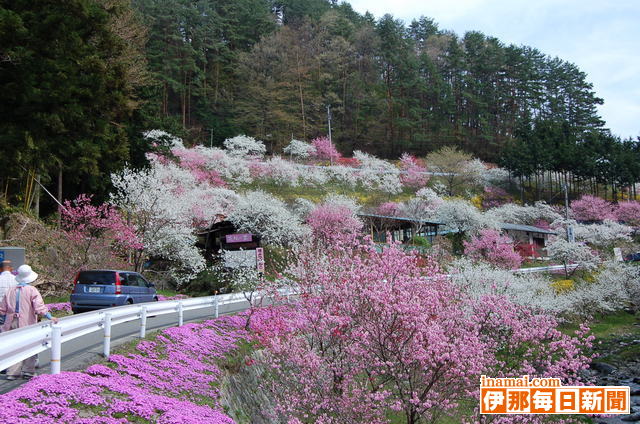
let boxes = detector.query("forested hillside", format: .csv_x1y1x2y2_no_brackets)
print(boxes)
133,0,605,158
1,0,637,213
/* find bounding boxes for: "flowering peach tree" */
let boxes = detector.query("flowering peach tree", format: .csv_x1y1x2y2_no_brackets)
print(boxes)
253,234,594,424
463,228,523,269
570,195,615,222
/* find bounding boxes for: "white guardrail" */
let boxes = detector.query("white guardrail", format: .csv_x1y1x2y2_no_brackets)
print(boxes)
0,264,573,376
0,291,261,375
512,264,578,274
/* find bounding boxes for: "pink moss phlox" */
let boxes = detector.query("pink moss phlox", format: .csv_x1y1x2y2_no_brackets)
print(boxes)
0,316,246,423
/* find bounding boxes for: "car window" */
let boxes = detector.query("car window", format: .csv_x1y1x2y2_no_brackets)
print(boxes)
78,271,116,285
118,272,135,286
132,274,147,287
137,275,151,287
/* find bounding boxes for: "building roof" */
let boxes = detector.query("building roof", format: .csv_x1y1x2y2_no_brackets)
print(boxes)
357,213,444,226
499,223,557,235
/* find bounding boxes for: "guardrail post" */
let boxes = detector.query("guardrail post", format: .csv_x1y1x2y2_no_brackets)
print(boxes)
177,302,183,326
214,295,219,319
50,324,62,375
139,306,147,338
103,313,112,358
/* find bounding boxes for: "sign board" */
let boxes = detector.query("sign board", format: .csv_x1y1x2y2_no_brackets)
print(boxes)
614,247,623,262
225,233,253,243
566,226,575,243
0,247,25,268
222,249,256,269
255,247,265,273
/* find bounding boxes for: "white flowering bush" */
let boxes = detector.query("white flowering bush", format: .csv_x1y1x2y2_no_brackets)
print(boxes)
448,258,567,314
229,190,308,246
546,237,600,277
251,156,301,187
353,151,402,194
223,135,266,157
283,139,315,159
487,201,562,226
562,261,640,317
292,198,316,219
434,199,498,235
573,219,633,248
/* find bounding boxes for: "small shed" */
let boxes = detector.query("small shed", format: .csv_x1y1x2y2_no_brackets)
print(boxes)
499,223,557,257
197,221,261,259
358,213,444,244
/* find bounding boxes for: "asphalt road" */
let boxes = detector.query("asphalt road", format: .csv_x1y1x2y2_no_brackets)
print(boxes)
0,297,251,395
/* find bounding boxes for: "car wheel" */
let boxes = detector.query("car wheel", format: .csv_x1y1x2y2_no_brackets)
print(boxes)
153,297,159,302
126,299,133,305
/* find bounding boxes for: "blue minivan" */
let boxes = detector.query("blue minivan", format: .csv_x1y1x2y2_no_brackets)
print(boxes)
70,270,158,314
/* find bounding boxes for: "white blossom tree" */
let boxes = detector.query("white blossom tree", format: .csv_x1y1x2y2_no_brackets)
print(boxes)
223,135,266,157
283,139,315,159
573,219,633,249
229,190,308,246
546,237,600,278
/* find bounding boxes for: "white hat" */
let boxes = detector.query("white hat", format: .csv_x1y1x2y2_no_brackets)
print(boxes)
15,264,38,284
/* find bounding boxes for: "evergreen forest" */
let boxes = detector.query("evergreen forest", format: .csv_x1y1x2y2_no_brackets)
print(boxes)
1,0,638,211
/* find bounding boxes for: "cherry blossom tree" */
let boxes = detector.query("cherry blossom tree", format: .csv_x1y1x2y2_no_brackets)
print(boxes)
463,229,523,269
60,194,142,272
377,201,401,216
570,195,615,222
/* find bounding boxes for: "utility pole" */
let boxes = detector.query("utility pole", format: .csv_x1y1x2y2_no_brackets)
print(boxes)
327,105,332,143
563,184,574,242
206,128,214,148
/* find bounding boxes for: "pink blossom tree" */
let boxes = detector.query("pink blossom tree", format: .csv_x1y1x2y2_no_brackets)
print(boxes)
481,186,512,209
570,195,615,222
253,234,594,424
61,194,142,271
376,201,401,217
306,203,363,245
399,153,429,188
463,229,523,269
311,136,342,164
615,200,640,227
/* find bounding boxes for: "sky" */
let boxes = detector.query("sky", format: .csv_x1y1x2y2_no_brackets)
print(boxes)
347,0,640,140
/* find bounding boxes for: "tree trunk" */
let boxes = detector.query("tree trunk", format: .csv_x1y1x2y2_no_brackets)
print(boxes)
57,166,63,228
34,174,41,218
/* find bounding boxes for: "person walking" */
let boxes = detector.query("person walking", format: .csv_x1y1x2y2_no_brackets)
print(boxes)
0,260,16,303
0,264,58,380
